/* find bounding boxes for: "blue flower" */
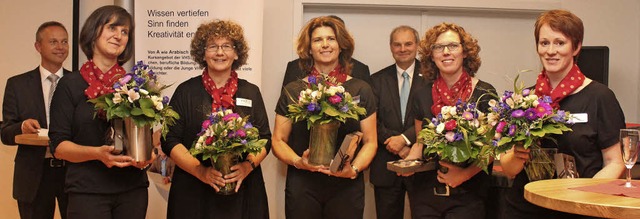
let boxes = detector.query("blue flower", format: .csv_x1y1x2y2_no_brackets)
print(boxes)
543,96,552,103
134,75,146,85
307,103,318,112
308,75,317,85
244,122,253,129
162,96,170,105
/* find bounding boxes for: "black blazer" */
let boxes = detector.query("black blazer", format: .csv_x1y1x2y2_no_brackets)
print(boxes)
1,67,71,202
281,58,371,86
369,60,427,186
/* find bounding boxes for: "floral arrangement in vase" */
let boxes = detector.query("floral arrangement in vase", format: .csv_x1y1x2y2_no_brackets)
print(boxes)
487,75,573,180
418,100,494,172
88,60,179,137
189,108,267,163
286,74,366,129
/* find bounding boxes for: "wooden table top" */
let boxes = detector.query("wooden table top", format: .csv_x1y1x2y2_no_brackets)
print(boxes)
524,178,640,218
14,134,49,146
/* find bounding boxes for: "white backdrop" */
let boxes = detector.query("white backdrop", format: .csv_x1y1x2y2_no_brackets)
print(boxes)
134,0,264,97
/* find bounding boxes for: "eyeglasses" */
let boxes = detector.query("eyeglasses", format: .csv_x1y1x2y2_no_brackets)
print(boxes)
205,44,235,52
431,42,461,53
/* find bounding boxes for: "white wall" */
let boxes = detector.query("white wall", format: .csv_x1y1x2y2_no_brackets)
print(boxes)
1,1,639,219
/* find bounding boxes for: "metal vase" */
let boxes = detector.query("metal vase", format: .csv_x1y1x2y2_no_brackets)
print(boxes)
212,153,239,195
308,120,341,166
111,118,153,162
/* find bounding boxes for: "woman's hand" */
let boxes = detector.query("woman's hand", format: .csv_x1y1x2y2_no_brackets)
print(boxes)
317,161,357,179
397,143,423,177
437,161,474,188
225,160,254,192
292,149,325,172
513,145,531,163
97,145,135,168
195,165,225,192
131,148,158,170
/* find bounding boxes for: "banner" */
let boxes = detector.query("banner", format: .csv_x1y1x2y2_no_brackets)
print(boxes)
134,0,264,96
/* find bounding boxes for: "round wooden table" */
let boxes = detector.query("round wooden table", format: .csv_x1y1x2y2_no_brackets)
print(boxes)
14,133,49,146
524,178,640,218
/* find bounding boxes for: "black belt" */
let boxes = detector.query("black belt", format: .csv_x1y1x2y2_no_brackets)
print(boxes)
44,158,65,168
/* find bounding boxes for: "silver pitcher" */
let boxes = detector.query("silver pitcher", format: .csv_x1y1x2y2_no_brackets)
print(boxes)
111,117,153,162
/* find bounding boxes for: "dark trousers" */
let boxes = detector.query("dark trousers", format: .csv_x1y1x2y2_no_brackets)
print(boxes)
17,159,68,219
66,187,147,219
373,176,416,219
410,171,485,219
285,169,364,219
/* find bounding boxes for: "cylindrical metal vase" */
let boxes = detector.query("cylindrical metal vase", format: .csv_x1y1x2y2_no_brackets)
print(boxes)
308,120,340,166
111,118,153,162
213,153,239,195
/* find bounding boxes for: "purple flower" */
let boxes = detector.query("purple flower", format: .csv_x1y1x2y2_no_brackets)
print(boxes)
431,118,440,126
328,95,342,104
307,103,319,112
542,96,552,103
508,124,516,136
134,75,146,85
454,133,464,141
467,102,476,110
524,108,538,121
553,110,567,122
511,110,525,118
241,139,248,144
308,75,317,85
228,131,236,138
502,91,514,101
340,105,349,112
496,121,507,133
492,140,499,147
522,89,530,96
162,96,170,105
113,82,121,89
244,122,253,129
535,102,553,117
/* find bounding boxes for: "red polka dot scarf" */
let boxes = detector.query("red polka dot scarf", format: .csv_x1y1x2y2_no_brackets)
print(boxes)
80,60,125,99
431,71,473,115
534,64,584,109
202,69,238,111
309,64,347,85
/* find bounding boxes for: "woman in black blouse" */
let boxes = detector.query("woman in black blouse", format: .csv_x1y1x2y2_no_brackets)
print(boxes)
161,19,270,219
500,10,625,218
272,16,377,219
404,22,496,218
49,5,150,219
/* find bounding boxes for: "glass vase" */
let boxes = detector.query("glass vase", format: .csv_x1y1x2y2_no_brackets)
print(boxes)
308,120,341,166
212,153,239,195
525,147,557,182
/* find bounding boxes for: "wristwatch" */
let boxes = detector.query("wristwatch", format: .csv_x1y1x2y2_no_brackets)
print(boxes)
350,165,360,179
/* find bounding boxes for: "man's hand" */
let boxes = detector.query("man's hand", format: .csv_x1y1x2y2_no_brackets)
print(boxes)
21,119,41,134
384,135,407,154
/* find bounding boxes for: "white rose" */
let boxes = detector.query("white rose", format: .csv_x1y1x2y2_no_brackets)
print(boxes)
448,106,457,116
436,123,445,134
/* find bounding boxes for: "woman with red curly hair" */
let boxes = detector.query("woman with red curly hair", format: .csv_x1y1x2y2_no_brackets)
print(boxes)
404,22,496,218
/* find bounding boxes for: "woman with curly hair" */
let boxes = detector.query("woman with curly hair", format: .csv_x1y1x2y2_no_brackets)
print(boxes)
272,16,377,219
403,22,496,218
161,19,270,218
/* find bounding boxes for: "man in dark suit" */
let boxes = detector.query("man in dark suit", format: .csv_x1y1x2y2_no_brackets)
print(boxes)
370,26,426,219
282,15,371,86
1,21,71,219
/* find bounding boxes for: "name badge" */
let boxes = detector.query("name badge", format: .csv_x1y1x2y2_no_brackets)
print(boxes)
569,113,588,124
353,95,361,104
236,98,252,107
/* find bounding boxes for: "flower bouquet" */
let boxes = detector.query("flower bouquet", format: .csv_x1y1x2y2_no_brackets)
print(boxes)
189,108,267,194
418,100,494,173
487,75,572,181
286,74,366,166
89,61,179,161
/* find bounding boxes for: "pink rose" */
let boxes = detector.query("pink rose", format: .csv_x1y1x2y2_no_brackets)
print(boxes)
328,95,342,105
